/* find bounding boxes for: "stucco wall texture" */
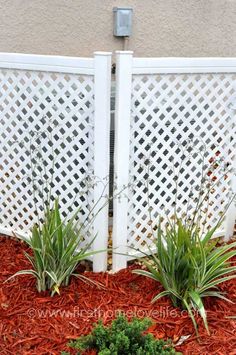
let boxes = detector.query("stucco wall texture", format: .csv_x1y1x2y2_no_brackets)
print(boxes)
0,0,235,57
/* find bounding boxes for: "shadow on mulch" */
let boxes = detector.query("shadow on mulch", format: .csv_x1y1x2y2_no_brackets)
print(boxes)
0,235,236,355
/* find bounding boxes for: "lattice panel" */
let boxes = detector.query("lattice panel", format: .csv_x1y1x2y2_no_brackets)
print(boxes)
0,68,95,242
128,73,236,250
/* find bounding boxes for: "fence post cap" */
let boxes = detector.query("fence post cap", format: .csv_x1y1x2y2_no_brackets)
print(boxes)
94,51,112,56
115,50,134,55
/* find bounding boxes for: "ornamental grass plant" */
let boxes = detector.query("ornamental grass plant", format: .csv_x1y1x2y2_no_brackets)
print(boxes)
6,118,106,296
7,199,103,296
134,142,236,335
134,220,236,335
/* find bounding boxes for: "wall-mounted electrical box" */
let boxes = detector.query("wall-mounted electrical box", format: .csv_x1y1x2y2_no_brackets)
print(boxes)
113,7,133,37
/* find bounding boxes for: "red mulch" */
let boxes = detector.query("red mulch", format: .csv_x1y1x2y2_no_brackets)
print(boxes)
0,236,236,355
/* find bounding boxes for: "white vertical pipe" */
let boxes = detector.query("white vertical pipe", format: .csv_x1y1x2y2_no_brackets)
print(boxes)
225,103,236,241
113,51,133,271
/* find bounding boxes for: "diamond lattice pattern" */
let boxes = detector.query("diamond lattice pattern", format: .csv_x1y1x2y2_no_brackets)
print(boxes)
128,73,236,250
0,69,94,241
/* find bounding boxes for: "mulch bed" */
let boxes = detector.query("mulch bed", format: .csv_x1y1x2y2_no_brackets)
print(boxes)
0,236,236,355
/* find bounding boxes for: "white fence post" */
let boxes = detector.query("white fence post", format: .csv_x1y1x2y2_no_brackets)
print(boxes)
93,52,112,272
113,51,133,271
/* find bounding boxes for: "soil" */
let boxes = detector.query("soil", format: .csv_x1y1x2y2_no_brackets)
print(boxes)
0,236,236,355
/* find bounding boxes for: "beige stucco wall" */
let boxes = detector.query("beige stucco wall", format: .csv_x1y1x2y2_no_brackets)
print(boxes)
0,0,235,57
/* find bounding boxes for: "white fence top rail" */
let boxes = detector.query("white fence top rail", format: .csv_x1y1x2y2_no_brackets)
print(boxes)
0,52,103,75
133,57,236,74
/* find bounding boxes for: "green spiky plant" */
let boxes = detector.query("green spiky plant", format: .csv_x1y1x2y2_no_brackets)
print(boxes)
6,118,107,296
133,142,236,335
7,199,104,296
134,221,236,336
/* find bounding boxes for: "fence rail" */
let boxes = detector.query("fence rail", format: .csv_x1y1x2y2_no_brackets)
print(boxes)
0,52,95,74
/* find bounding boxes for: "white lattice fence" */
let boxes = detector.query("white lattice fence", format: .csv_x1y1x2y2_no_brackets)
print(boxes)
113,53,236,271
0,52,111,272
